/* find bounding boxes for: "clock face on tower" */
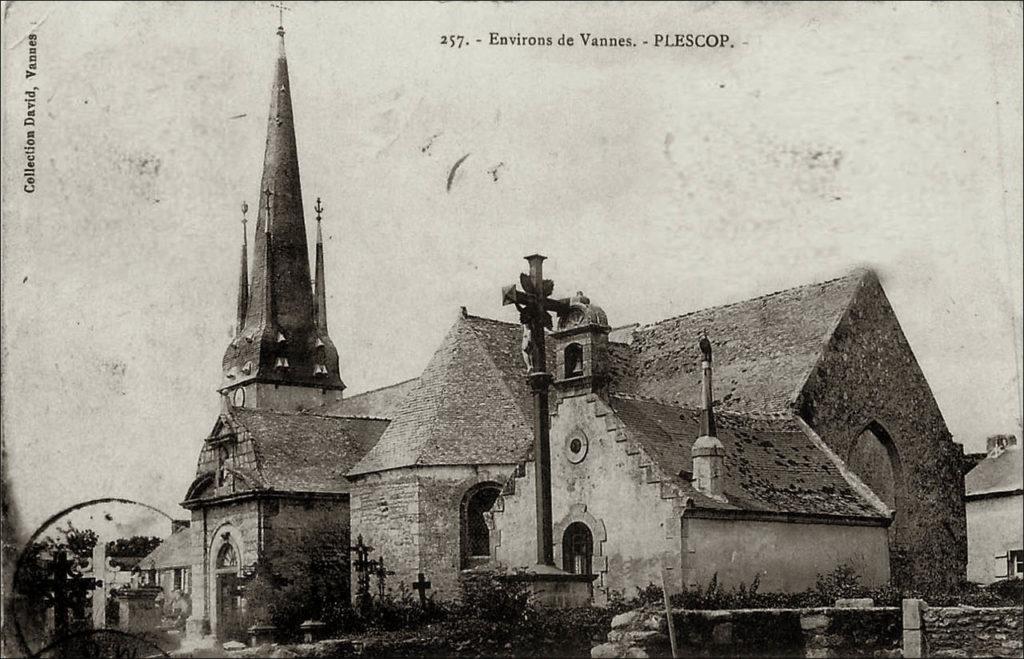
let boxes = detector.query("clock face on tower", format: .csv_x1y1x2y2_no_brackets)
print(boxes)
232,387,246,407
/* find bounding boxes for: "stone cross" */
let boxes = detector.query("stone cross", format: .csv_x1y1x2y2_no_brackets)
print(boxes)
42,550,99,638
412,572,432,608
349,535,374,608
370,555,395,599
502,254,570,567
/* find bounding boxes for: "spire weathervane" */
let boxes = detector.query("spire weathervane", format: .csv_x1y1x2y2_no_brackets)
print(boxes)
270,1,291,33
314,197,323,222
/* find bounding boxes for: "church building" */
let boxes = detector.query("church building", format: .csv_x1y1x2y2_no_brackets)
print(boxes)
180,24,967,639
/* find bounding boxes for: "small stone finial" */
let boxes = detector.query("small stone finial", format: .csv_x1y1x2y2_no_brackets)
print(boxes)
699,330,712,363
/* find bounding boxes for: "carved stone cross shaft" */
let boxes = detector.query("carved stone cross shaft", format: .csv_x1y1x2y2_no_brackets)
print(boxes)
502,254,570,567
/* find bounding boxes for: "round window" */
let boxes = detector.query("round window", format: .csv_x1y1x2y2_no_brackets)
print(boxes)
565,432,589,464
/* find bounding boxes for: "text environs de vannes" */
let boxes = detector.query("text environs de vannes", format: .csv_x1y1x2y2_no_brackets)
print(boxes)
24,33,38,193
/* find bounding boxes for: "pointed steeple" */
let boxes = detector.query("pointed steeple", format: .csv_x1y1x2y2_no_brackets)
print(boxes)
313,197,328,334
220,24,344,406
235,202,250,334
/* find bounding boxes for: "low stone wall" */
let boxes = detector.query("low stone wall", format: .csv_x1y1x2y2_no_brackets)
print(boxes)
592,606,900,658
917,603,1022,658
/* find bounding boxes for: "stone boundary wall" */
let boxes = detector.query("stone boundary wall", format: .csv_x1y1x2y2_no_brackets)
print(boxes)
592,605,901,658
903,598,1022,658
596,600,1024,658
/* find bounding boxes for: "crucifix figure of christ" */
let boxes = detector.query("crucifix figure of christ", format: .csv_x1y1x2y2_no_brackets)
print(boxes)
502,254,571,567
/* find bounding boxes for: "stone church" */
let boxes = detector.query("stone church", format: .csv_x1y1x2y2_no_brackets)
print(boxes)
181,25,967,638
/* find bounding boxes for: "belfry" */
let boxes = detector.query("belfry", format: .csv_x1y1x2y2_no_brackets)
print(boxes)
220,23,344,411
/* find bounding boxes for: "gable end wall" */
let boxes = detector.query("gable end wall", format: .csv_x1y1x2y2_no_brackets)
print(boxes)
795,275,967,591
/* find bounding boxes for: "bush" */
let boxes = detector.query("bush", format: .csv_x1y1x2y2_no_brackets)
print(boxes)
458,568,532,623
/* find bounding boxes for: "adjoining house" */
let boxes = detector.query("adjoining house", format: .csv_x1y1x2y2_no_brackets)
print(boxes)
138,521,193,604
965,436,1023,584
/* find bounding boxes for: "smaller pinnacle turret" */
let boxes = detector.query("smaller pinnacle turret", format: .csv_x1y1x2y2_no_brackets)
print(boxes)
235,201,250,334
313,197,328,334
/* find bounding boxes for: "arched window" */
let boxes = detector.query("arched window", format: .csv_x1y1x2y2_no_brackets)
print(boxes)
460,483,501,568
848,422,901,512
562,522,593,575
564,343,584,378
216,543,238,570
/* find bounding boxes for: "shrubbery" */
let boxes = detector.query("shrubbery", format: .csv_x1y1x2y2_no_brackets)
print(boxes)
606,566,1024,613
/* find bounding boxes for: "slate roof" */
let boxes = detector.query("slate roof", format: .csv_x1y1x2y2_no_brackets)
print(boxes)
341,271,892,519
965,446,1023,498
323,378,419,419
347,314,536,476
347,272,871,479
139,528,191,570
609,395,886,519
608,272,865,414
232,408,389,493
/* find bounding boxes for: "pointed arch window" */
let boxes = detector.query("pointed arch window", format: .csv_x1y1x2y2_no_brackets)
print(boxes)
848,422,901,512
460,483,501,569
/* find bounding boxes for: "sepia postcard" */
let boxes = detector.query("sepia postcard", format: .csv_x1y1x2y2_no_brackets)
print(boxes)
2,2,1022,657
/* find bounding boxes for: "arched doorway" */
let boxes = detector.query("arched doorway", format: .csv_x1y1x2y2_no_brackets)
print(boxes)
214,541,242,641
461,483,501,569
562,522,593,576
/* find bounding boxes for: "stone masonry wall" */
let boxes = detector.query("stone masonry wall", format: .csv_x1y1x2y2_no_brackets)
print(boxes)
796,273,967,592
921,605,1023,658
266,498,350,599
593,606,901,658
493,392,686,605
349,474,421,604
188,499,261,635
350,465,514,603
416,465,511,599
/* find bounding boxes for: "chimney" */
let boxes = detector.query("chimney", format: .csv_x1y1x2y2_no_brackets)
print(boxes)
692,332,726,500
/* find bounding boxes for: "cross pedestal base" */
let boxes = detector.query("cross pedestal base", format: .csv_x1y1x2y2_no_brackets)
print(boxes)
507,564,594,608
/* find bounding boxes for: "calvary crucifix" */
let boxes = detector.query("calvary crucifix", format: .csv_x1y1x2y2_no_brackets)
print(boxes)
502,254,571,566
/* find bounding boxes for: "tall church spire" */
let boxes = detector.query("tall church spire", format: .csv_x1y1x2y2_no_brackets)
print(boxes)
220,24,344,408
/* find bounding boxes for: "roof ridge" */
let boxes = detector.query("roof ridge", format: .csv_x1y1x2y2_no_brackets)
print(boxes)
343,377,420,400
784,270,873,408
634,270,866,332
233,406,389,422
611,393,795,422
462,312,518,327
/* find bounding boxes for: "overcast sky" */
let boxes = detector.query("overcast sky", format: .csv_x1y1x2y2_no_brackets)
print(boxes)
2,2,1021,539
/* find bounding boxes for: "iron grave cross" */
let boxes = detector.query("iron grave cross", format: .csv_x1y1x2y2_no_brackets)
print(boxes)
502,254,570,567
